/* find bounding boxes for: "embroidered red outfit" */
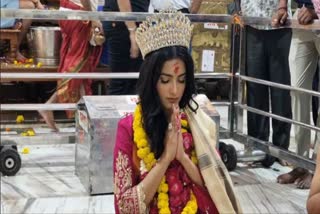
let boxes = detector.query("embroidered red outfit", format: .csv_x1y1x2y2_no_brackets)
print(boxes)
113,114,218,214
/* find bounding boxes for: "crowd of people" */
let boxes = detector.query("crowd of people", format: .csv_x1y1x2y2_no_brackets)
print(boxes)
1,0,320,213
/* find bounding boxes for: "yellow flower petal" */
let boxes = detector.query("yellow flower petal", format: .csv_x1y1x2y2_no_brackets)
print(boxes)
181,119,188,128
22,147,30,154
143,153,155,164
158,193,169,201
137,139,148,149
160,183,168,193
16,115,24,123
159,207,171,214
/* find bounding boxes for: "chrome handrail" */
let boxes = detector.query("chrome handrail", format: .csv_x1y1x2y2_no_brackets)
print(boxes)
0,72,231,80
1,9,320,29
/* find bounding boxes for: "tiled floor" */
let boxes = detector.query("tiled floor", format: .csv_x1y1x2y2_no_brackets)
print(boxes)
0,106,311,213
1,143,310,213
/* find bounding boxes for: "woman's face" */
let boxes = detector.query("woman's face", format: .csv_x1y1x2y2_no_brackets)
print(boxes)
156,58,186,112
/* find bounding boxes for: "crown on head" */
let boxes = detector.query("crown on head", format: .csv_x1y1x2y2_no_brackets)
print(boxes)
136,10,193,59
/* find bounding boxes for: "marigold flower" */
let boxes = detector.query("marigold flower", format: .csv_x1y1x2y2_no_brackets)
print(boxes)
160,183,168,193
143,153,155,164
181,119,188,128
22,147,30,154
137,147,150,159
157,199,169,209
189,201,197,210
181,128,188,134
159,207,171,214
137,139,148,148
191,156,198,165
16,115,24,123
158,193,169,201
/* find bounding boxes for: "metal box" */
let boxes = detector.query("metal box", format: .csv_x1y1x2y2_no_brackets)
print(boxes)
75,95,219,195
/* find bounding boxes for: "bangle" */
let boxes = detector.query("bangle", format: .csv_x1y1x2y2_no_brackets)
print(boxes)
277,6,287,11
128,27,136,32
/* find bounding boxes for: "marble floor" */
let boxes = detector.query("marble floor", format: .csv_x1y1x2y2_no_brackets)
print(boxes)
0,106,312,214
1,142,309,214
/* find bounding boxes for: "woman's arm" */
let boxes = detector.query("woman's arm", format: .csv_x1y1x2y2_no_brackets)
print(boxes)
175,125,203,186
190,0,202,14
307,149,320,213
114,117,145,214
117,0,139,58
179,151,204,187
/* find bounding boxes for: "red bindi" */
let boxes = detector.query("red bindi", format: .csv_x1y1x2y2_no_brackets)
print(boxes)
173,63,180,74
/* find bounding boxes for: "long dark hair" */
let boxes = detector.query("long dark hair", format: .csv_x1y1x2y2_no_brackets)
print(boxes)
136,46,199,159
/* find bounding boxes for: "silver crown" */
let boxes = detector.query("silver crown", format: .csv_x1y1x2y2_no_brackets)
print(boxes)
136,10,193,59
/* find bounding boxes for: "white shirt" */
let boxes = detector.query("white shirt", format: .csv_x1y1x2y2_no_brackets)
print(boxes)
151,0,191,11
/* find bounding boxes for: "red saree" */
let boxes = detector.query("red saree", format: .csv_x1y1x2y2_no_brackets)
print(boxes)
57,0,102,118
113,114,219,214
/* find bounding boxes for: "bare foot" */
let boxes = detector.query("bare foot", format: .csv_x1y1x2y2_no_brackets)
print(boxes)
277,167,308,184
16,51,27,62
294,171,313,189
39,110,59,132
278,159,292,167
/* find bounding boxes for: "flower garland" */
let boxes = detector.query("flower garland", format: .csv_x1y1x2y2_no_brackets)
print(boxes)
133,104,198,214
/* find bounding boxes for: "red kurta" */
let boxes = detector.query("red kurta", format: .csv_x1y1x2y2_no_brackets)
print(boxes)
113,114,218,214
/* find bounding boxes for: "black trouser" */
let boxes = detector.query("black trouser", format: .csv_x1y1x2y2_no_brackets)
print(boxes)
245,26,292,149
103,21,143,95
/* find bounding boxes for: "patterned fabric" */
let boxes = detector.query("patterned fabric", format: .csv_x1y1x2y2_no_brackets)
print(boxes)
241,0,291,30
313,0,320,18
185,107,243,214
113,115,147,214
241,0,278,18
113,114,219,214
56,0,102,118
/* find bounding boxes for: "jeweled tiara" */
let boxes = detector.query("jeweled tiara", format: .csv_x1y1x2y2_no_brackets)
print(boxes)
136,10,193,59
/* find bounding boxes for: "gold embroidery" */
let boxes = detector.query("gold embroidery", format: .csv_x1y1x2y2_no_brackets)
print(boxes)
137,182,147,213
115,150,146,213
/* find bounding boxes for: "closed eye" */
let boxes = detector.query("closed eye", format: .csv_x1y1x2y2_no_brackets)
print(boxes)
160,77,170,83
178,76,186,83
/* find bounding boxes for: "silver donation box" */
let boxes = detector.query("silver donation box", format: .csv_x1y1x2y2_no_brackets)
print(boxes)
75,95,219,195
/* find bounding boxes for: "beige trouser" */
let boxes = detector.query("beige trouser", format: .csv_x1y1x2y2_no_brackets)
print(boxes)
289,10,320,158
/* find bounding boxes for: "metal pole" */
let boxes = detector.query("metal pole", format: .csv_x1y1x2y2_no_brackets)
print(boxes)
239,104,320,132
0,101,231,111
239,75,320,98
1,9,320,29
0,72,231,80
236,27,246,135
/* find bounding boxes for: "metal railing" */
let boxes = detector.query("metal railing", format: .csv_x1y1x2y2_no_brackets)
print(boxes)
1,10,319,171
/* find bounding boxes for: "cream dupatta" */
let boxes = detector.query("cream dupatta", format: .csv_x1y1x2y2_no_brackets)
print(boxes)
185,105,242,214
